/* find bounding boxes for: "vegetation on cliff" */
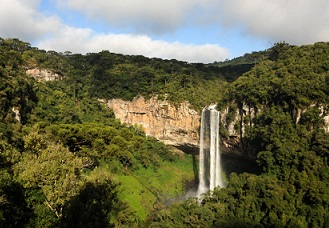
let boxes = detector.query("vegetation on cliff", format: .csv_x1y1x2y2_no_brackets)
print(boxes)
0,37,329,227
0,38,196,227
151,42,329,227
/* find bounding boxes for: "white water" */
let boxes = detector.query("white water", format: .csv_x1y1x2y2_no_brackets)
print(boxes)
197,105,224,196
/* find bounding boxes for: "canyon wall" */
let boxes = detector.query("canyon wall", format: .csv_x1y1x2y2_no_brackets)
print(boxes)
102,97,329,159
103,96,200,153
219,103,329,160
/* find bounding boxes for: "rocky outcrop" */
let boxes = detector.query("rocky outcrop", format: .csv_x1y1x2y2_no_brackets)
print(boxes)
320,106,329,132
26,68,63,82
324,115,329,132
102,96,329,158
103,96,200,153
219,106,247,159
219,103,329,160
12,107,21,122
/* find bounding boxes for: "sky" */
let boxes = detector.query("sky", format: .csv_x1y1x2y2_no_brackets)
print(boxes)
1,0,329,63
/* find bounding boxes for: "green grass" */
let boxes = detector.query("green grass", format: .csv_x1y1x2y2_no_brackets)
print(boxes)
112,154,195,221
115,174,157,220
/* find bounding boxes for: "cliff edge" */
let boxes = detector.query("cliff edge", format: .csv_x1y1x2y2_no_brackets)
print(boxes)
103,96,200,153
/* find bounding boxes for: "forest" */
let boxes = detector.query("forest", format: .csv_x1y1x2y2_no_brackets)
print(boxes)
0,37,328,227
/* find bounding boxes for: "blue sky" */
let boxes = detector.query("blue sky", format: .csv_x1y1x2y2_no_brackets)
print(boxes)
1,0,329,63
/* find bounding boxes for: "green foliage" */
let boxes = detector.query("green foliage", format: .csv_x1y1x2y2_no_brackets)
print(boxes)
61,167,137,227
0,170,31,228
208,49,269,82
0,137,30,227
22,46,229,111
1,37,329,227
153,171,329,227
47,123,176,170
15,140,86,218
0,37,200,226
223,42,329,110
153,42,329,227
0,138,20,168
24,188,59,228
29,80,115,125
83,52,227,110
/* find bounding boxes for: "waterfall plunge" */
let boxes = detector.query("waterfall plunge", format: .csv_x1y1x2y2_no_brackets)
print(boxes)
197,105,224,195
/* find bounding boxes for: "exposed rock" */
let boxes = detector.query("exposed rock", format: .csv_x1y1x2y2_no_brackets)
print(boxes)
324,115,329,132
26,67,63,82
219,103,329,160
221,136,243,157
220,107,240,136
12,107,21,122
320,106,329,132
103,96,329,159
105,96,201,153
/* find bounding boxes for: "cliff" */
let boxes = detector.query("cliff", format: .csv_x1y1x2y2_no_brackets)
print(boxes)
103,97,329,159
219,103,329,160
103,96,200,153
26,67,63,82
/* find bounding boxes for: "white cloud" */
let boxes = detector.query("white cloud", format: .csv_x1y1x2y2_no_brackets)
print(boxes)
0,0,61,41
38,27,229,63
2,0,328,63
57,0,210,33
0,0,228,62
216,0,329,44
57,0,329,44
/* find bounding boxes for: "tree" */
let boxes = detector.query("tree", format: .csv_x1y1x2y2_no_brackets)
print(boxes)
0,138,30,227
15,129,87,218
61,167,137,227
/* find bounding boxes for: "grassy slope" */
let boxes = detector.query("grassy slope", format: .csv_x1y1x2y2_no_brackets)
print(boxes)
113,154,195,221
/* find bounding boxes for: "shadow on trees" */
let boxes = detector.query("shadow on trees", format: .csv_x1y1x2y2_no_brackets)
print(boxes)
0,182,32,228
60,182,119,228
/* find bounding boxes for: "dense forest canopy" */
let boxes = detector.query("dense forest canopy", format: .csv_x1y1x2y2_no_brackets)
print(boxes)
5,37,261,110
152,42,329,227
0,37,328,227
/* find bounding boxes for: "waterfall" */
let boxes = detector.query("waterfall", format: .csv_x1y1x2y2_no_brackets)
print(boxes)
197,105,224,195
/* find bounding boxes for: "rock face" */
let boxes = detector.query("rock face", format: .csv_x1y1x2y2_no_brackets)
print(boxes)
104,97,329,159
26,68,63,82
104,96,200,153
324,115,329,132
12,107,21,122
218,107,243,159
219,103,329,160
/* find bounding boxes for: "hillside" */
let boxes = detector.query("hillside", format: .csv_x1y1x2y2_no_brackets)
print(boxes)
0,37,236,227
0,38,329,227
152,42,329,227
0,38,199,226
207,49,269,82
